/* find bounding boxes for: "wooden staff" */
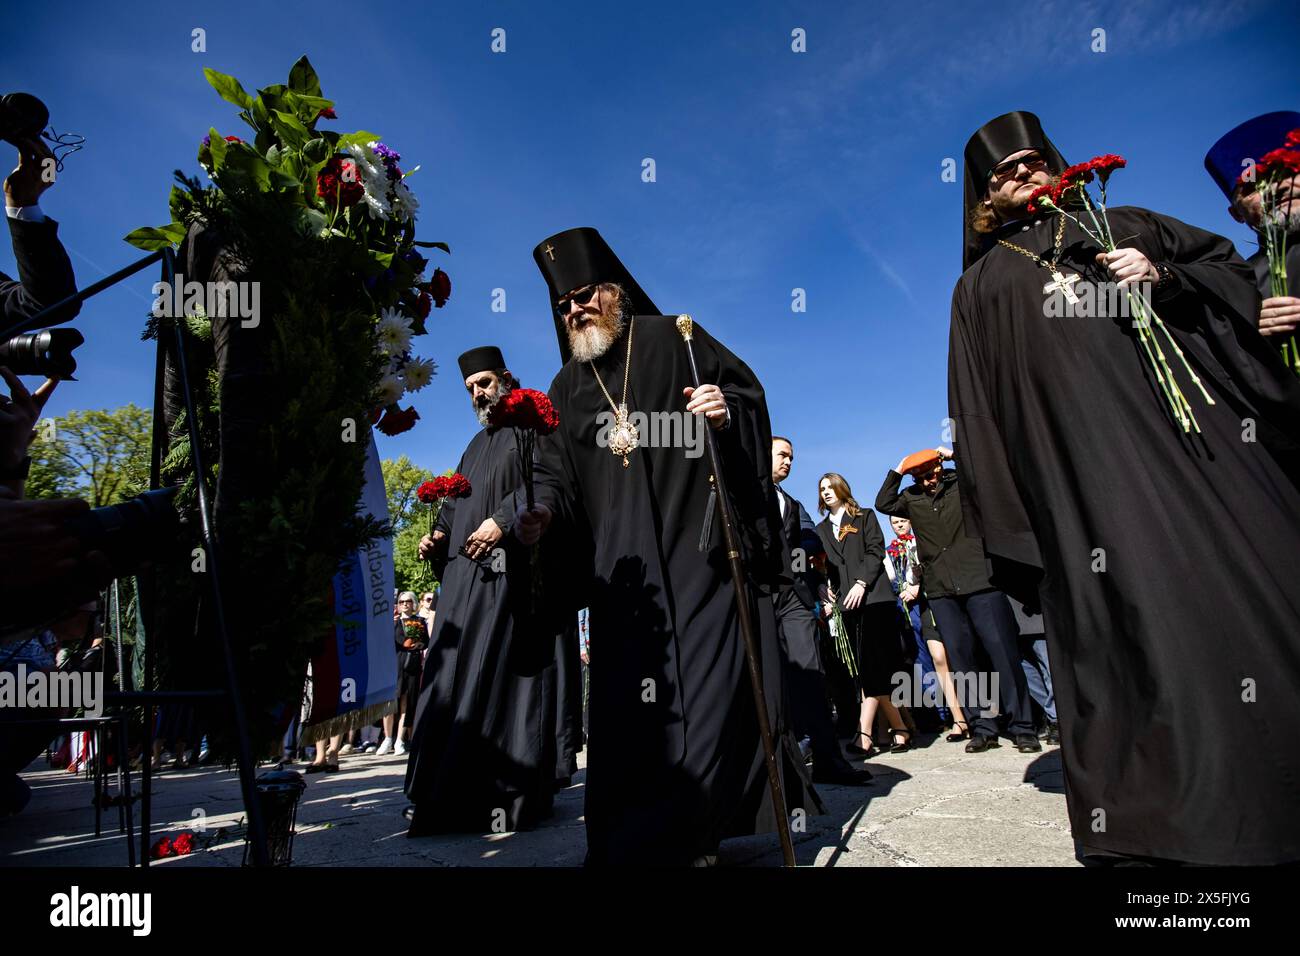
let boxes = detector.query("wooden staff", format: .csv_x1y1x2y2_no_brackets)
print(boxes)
676,314,796,868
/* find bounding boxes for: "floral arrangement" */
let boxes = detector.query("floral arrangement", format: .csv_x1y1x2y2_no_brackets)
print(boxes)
1242,129,1300,374
118,57,453,751
127,56,447,436
1027,155,1214,433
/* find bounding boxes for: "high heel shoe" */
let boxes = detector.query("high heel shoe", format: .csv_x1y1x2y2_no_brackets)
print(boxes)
846,732,876,758
946,721,971,742
889,728,913,753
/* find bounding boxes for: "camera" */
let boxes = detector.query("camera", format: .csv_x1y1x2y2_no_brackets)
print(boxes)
0,328,83,378
63,487,181,571
0,93,49,146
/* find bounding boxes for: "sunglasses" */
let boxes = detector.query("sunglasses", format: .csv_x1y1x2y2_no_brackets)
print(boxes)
554,284,600,318
988,151,1047,184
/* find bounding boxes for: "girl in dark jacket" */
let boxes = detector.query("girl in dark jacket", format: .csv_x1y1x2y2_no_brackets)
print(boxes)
815,473,912,755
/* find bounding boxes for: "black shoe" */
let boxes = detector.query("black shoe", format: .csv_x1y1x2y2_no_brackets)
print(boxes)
888,729,912,754
812,764,873,785
965,734,999,753
946,722,971,742
1044,722,1060,745
845,732,876,758
303,763,328,774
1014,734,1042,753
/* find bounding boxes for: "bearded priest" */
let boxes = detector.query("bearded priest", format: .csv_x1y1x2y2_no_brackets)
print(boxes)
403,345,582,835
515,227,821,866
949,110,1300,866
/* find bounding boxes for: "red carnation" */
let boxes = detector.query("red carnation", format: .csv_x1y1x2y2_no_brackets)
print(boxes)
1258,147,1300,179
172,832,195,856
1286,129,1300,148
416,480,440,504
430,268,451,307
415,290,432,320
1087,154,1126,182
150,836,174,859
376,405,420,436
490,388,559,435
444,473,472,498
1058,162,1096,188
1026,182,1057,215
317,156,365,209
317,107,337,121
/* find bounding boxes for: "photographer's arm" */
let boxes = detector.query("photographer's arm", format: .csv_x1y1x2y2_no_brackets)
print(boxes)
2,136,80,332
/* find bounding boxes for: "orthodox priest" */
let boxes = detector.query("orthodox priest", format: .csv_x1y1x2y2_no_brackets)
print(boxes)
515,227,821,866
1204,111,1300,344
949,110,1300,865
404,346,582,834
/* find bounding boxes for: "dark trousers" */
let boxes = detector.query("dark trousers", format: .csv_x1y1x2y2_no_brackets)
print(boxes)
773,589,851,772
1019,636,1056,723
928,589,1034,739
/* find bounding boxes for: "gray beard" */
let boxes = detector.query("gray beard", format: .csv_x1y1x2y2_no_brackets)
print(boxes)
476,382,513,427
568,309,627,363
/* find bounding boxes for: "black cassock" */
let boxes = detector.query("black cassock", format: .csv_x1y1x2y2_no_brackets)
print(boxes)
1247,228,1300,299
534,315,821,865
404,425,581,833
950,206,1300,864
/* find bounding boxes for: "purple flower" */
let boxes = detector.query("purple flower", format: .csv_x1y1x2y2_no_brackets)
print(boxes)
370,142,403,182
202,134,211,146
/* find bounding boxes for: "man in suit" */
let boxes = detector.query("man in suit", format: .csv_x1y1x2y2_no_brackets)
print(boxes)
771,436,870,785
1,134,80,333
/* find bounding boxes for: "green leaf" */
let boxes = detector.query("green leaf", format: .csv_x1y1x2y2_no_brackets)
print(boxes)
207,128,228,170
288,56,322,97
271,110,309,149
301,137,331,165
412,241,451,253
268,170,302,190
123,223,187,251
203,68,254,110
335,131,380,150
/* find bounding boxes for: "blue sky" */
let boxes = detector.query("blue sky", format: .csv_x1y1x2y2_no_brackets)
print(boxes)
3,0,1297,536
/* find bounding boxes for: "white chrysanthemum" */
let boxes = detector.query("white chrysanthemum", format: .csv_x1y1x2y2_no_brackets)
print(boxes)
376,308,413,355
389,179,419,224
376,372,405,407
402,356,436,391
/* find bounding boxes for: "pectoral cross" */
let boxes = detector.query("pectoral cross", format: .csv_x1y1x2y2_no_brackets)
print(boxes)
544,243,556,261
1044,269,1080,305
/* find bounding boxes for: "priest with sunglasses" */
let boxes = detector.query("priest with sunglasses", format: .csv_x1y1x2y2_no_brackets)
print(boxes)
513,227,821,866
949,110,1300,866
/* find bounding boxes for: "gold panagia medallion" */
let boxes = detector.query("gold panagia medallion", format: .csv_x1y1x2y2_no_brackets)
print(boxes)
608,403,639,467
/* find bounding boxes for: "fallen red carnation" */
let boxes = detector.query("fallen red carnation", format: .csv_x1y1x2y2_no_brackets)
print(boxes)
376,405,420,436
172,832,195,856
150,836,174,859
